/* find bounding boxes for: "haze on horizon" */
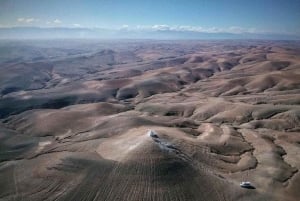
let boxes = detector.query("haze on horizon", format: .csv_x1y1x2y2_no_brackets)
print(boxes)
0,0,299,39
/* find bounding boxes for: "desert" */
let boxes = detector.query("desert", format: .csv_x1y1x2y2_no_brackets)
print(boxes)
0,39,300,201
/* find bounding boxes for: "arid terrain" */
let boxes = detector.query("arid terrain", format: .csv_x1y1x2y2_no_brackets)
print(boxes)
0,39,300,201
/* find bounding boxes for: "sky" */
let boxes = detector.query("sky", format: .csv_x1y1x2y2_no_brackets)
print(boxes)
0,0,299,37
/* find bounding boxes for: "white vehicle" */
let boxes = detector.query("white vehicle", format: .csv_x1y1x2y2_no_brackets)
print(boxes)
240,181,252,188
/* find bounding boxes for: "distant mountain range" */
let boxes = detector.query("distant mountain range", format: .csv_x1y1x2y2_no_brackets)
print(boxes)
0,27,299,40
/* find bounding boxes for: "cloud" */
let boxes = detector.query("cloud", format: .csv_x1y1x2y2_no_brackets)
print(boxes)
227,26,256,34
73,23,81,27
151,24,170,31
120,24,134,31
17,18,24,22
45,19,63,26
118,24,257,34
149,25,221,33
53,19,62,24
26,18,36,23
121,24,129,30
17,18,39,23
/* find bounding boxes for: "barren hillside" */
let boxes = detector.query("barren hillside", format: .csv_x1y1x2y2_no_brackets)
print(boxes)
0,40,300,201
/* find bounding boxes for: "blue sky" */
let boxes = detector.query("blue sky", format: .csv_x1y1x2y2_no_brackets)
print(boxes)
0,0,299,35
